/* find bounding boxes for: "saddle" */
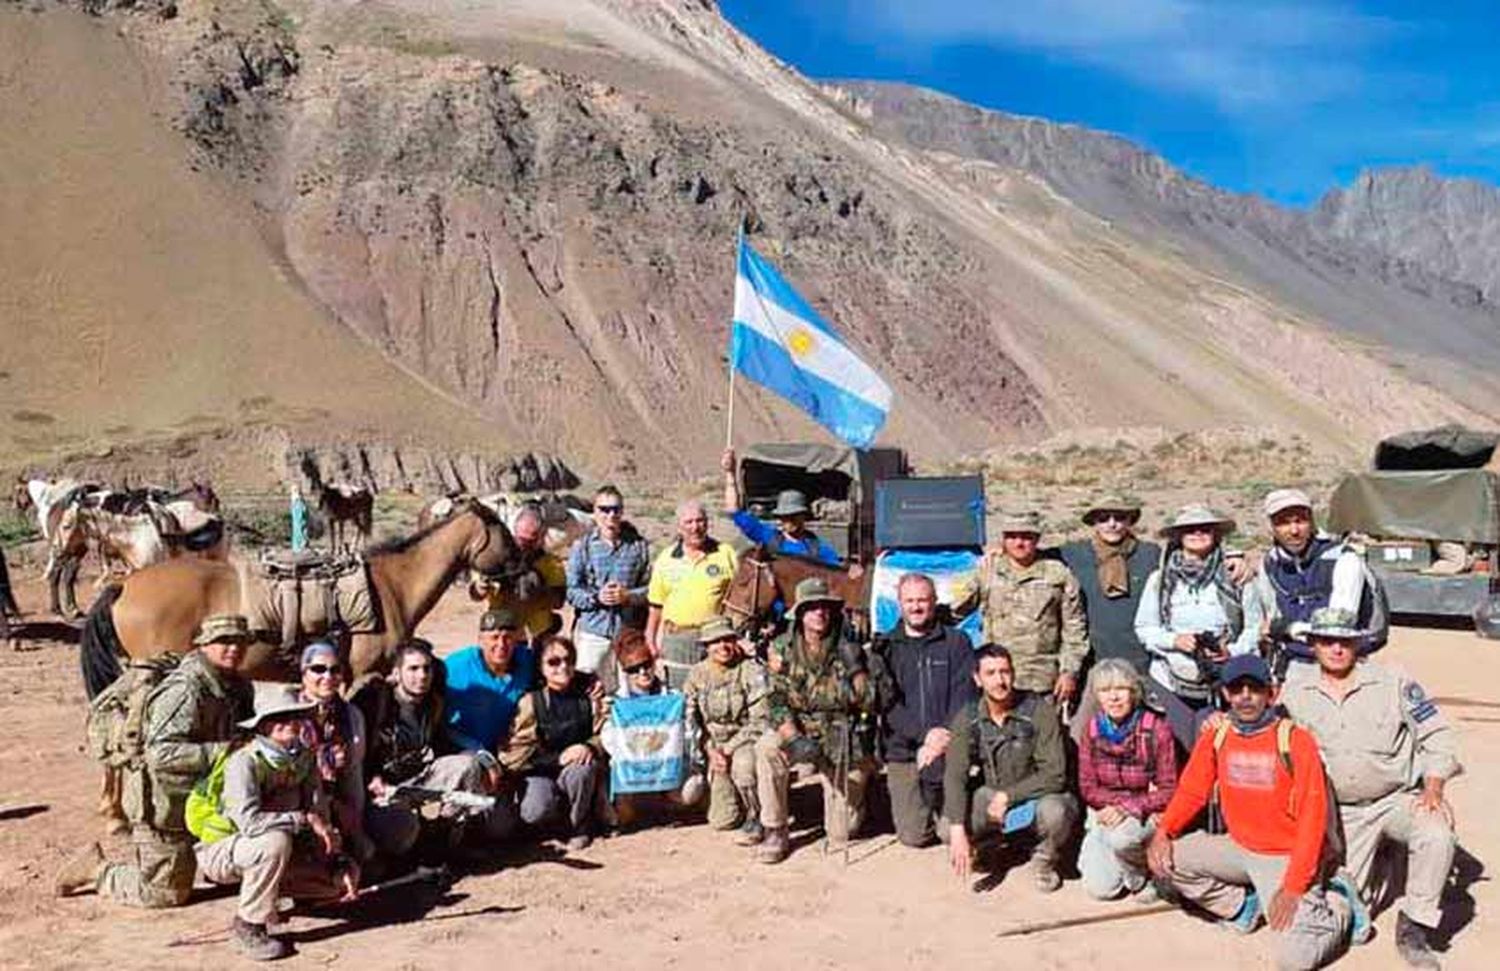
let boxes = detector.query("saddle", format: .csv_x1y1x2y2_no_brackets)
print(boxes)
239,551,379,650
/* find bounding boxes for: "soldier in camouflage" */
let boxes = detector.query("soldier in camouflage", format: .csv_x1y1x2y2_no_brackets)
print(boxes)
682,616,771,844
753,578,891,864
56,614,255,906
981,512,1089,707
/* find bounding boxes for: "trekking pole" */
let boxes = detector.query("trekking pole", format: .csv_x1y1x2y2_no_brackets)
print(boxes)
995,901,1177,938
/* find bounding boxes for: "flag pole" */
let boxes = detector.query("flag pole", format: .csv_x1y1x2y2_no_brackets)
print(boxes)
726,220,745,450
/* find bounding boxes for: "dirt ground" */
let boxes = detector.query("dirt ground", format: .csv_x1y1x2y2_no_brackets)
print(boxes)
0,568,1493,971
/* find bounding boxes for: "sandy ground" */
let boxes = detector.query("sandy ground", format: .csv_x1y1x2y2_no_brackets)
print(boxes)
0,567,1494,971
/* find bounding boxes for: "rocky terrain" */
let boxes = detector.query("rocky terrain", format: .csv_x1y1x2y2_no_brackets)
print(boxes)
3,0,1499,496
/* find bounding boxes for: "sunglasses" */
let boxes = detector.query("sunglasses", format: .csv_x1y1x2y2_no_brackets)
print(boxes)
594,505,623,515
624,662,653,676
1096,512,1131,523
305,663,340,676
544,656,574,668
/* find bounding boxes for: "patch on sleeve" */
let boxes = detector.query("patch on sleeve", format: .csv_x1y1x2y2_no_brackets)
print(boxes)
1404,681,1439,723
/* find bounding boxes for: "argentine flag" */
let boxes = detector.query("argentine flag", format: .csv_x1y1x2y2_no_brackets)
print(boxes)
731,236,893,448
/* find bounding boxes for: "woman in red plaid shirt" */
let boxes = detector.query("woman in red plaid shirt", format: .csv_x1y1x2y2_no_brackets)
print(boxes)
1077,658,1179,900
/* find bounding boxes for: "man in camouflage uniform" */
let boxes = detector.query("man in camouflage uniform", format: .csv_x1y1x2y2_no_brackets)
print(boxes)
1280,607,1461,969
56,614,255,906
682,616,771,844
981,512,1089,708
753,578,891,863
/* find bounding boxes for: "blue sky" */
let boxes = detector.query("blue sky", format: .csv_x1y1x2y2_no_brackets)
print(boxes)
717,1,1500,206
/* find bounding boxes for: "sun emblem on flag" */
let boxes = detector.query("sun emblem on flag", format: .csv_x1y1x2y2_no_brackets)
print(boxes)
786,326,816,358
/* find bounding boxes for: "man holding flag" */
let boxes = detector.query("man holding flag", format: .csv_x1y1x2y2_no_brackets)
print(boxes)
721,232,893,563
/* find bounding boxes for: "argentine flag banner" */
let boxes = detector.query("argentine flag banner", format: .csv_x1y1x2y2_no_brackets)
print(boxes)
603,692,688,796
731,236,893,448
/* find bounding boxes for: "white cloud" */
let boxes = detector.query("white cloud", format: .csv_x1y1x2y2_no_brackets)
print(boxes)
864,0,1403,113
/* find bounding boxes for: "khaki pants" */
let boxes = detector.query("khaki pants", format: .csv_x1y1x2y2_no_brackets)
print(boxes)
886,759,946,847
98,824,195,908
659,628,703,690
1341,789,1455,928
1162,832,1350,971
707,744,758,830
195,831,344,925
753,730,872,842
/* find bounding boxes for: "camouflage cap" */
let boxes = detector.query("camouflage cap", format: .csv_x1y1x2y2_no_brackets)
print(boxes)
1263,488,1314,519
1308,607,1363,640
697,616,739,644
789,576,843,615
998,511,1042,535
192,614,252,646
479,608,521,632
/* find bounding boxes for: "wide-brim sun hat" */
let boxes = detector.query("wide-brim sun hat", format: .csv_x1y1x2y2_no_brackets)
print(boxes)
1158,503,1236,539
1081,497,1142,526
237,693,317,731
697,616,739,644
770,489,812,518
789,576,844,615
1307,607,1363,640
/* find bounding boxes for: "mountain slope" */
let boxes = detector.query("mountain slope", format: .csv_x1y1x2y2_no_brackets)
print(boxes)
4,1,1496,487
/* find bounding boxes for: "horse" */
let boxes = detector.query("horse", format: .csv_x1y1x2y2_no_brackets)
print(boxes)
418,491,591,558
318,482,373,554
78,501,526,832
16,477,99,617
719,546,871,637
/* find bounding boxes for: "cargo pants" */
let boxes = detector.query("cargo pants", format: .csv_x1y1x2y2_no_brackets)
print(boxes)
195,830,345,925
1341,789,1455,928
753,730,872,843
97,823,195,908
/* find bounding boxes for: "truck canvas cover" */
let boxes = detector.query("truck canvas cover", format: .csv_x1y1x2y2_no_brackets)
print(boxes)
1328,469,1500,544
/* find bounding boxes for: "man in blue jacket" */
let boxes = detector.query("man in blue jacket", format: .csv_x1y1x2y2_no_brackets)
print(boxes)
876,573,976,847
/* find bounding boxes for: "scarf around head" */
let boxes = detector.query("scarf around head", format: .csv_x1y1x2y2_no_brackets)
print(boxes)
1092,533,1138,599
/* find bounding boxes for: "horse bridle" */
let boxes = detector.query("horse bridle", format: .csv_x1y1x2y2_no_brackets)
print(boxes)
722,550,777,633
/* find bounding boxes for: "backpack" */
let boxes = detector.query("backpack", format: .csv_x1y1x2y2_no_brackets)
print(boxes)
184,746,238,844
1210,717,1344,875
85,654,183,770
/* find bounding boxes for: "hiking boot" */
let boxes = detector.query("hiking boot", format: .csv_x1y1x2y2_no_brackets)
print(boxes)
232,917,291,962
1224,889,1264,935
756,827,790,865
734,819,765,846
1329,871,1374,945
566,833,593,853
54,843,105,897
1031,861,1061,893
1395,912,1442,970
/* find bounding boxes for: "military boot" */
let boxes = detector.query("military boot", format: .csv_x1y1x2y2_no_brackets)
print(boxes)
756,827,790,865
233,917,291,962
54,842,105,897
1395,912,1442,970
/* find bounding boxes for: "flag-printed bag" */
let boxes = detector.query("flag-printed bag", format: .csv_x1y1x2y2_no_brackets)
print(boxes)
603,692,687,796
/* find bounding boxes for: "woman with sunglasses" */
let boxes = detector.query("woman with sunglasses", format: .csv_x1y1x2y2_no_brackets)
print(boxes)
293,642,421,871
498,635,606,851
1133,504,1258,752
601,630,707,829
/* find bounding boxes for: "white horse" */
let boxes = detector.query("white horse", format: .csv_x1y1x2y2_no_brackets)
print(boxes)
420,491,591,557
14,478,98,616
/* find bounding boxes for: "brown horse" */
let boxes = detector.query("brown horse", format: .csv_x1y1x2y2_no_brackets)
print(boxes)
79,501,525,694
720,546,870,633
318,482,374,555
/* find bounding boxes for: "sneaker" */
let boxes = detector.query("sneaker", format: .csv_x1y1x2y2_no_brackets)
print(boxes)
1395,912,1442,970
756,827,790,865
54,843,105,897
1032,861,1062,893
232,916,291,962
1133,882,1160,904
734,819,765,846
1328,871,1374,945
566,833,593,852
1224,889,1264,935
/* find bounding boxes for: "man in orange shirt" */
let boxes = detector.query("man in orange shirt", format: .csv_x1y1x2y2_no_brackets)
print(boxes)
1147,655,1351,970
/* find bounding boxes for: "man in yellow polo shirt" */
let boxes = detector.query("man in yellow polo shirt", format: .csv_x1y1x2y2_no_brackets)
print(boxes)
646,499,739,687
480,505,567,640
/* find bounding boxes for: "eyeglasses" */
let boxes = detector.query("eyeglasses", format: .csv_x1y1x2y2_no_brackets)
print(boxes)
544,657,574,668
1097,512,1130,523
624,662,653,676
305,663,340,676
594,505,623,515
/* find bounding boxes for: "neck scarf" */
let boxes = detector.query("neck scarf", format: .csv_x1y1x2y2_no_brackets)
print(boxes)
255,735,301,771
1159,545,1245,637
1094,707,1142,745
1092,534,1138,598
1229,707,1279,737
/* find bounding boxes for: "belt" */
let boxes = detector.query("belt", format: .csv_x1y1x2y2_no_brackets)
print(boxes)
661,621,703,634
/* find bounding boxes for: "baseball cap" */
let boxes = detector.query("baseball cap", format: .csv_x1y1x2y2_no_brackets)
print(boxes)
479,608,521,632
1219,654,1273,687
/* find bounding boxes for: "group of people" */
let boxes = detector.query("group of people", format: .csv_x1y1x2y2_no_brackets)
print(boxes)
52,463,1461,970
